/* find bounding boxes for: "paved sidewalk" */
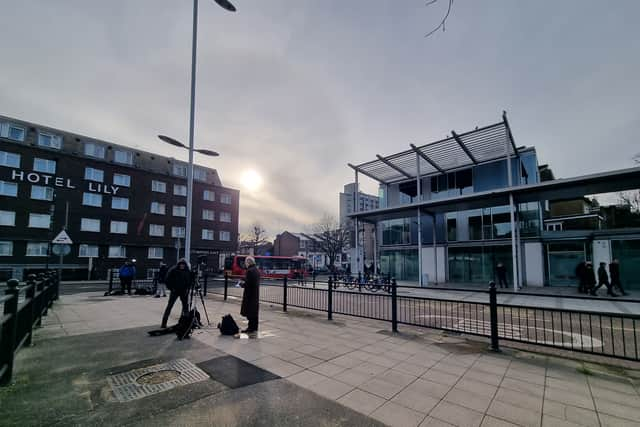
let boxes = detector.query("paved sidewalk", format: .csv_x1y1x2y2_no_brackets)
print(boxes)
9,291,640,426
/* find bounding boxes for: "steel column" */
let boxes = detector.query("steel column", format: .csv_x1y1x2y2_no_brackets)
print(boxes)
354,170,359,275
416,152,422,286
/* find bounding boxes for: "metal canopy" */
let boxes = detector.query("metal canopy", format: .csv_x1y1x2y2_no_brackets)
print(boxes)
351,113,519,184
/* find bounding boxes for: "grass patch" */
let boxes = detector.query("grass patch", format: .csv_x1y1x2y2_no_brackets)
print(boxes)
576,365,594,376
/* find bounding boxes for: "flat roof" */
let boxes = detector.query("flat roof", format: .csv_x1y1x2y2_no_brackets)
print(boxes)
348,166,640,223
348,112,519,185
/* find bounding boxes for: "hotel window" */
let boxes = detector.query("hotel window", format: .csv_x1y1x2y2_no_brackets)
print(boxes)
202,229,214,240
173,163,187,177
219,212,231,223
28,213,51,229
0,181,18,197
84,167,104,182
79,244,99,258
108,245,126,258
151,202,166,215
114,149,134,165
152,180,166,193
174,184,187,196
219,231,231,241
173,205,186,217
37,132,62,149
172,226,185,238
110,220,128,234
0,210,16,226
113,173,131,187
81,218,100,232
0,241,12,256
202,209,215,221
26,242,48,256
31,185,54,201
82,192,102,207
194,167,207,182
149,224,165,237
220,193,232,204
33,158,56,174
148,247,164,259
0,123,25,141
111,197,129,210
84,142,105,158
0,150,20,168
203,190,215,201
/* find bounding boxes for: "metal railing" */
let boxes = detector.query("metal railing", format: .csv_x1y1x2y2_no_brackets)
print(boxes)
208,274,640,362
1,271,59,386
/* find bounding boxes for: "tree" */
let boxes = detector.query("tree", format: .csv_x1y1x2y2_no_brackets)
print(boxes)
240,222,268,254
618,154,640,212
312,214,349,269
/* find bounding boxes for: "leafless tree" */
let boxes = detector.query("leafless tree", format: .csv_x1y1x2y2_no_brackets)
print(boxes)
313,214,349,269
424,0,454,39
240,222,268,253
617,155,640,212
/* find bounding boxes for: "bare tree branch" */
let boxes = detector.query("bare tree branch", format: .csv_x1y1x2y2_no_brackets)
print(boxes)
240,222,268,250
312,214,349,269
425,0,454,39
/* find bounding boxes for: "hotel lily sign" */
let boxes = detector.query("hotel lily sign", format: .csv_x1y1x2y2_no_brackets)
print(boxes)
9,169,122,195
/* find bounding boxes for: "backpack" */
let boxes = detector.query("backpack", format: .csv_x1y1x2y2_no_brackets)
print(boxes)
218,314,239,336
175,309,202,340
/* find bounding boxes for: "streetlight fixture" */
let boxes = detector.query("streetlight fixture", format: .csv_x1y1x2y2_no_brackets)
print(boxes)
159,0,235,264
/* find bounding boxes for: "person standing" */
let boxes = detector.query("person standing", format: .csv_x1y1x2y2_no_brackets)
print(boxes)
609,259,627,296
496,262,508,289
575,261,587,293
240,256,260,335
584,262,597,295
593,262,616,296
155,261,168,298
161,258,191,328
119,260,136,295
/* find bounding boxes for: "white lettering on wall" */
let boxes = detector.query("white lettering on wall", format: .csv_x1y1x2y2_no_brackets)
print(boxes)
9,169,111,193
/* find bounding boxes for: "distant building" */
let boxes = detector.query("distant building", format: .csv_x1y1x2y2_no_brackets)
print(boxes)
339,183,379,273
238,241,273,256
273,231,345,269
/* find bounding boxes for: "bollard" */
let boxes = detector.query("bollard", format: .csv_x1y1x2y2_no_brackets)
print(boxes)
224,273,229,301
489,281,500,352
283,276,288,312
327,277,333,320
0,279,19,386
106,269,114,296
391,278,398,332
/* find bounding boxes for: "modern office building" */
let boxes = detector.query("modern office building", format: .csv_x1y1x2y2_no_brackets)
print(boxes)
347,112,640,290
0,115,239,280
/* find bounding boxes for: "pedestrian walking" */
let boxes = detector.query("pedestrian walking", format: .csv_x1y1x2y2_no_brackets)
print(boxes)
592,262,617,296
119,260,136,295
584,261,596,295
161,258,191,328
609,259,627,296
155,261,168,298
240,256,260,336
575,261,587,293
496,262,508,288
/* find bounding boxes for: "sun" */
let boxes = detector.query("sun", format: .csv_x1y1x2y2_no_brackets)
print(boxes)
241,169,263,192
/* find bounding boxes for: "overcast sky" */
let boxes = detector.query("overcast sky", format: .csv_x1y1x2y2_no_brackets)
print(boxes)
2,0,639,237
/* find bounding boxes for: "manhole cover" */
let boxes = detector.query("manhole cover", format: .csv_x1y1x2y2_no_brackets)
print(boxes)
107,359,209,402
136,369,181,385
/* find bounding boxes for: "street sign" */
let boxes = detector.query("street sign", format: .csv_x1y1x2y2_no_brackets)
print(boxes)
52,244,71,256
52,229,73,244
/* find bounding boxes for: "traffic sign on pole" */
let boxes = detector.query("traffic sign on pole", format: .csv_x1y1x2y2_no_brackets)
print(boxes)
52,230,73,244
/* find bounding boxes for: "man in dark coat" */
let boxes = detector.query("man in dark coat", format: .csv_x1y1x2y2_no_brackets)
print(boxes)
584,262,597,295
576,261,587,293
240,256,260,335
119,260,136,295
609,259,627,296
161,258,191,328
592,262,616,296
496,262,508,288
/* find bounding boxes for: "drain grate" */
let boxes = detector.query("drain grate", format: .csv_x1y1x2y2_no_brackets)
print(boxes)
107,358,209,402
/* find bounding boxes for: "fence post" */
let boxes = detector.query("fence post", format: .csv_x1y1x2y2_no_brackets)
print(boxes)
327,277,333,320
34,274,44,327
312,271,316,289
0,279,19,386
37,273,48,317
24,276,36,346
489,281,500,352
391,278,398,332
283,276,288,312
224,273,228,301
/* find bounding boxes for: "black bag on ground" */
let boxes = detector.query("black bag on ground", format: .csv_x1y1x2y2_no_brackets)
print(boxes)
218,314,239,335
175,308,202,340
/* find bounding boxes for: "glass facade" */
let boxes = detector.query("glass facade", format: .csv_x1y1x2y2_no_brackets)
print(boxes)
611,240,640,291
380,249,419,281
546,242,587,286
447,245,513,284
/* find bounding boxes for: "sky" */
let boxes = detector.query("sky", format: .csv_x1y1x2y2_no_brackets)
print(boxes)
1,0,639,238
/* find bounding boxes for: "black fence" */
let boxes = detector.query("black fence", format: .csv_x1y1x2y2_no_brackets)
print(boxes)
1,272,59,386
208,274,640,362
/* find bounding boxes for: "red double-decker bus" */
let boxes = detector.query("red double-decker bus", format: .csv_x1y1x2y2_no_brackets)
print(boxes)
224,255,308,279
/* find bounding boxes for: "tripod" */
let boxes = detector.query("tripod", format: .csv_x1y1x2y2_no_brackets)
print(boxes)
189,268,210,326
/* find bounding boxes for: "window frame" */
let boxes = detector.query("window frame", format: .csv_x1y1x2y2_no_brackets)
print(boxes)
149,224,165,237
113,173,131,187
79,244,99,258
172,205,187,217
171,226,186,238
174,184,187,196
26,242,49,257
152,180,167,193
148,247,164,259
31,185,53,201
111,196,130,211
219,212,232,223
82,192,102,207
0,210,16,226
202,229,214,240
84,142,106,159
0,241,13,256
28,213,51,229
0,150,20,168
219,231,231,241
37,132,62,149
33,157,57,174
202,209,215,221
114,149,134,165
220,193,232,204
80,218,101,232
108,245,127,258
109,220,128,234
150,202,166,215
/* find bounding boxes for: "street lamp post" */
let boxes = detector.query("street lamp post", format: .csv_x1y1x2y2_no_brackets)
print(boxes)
159,0,235,264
